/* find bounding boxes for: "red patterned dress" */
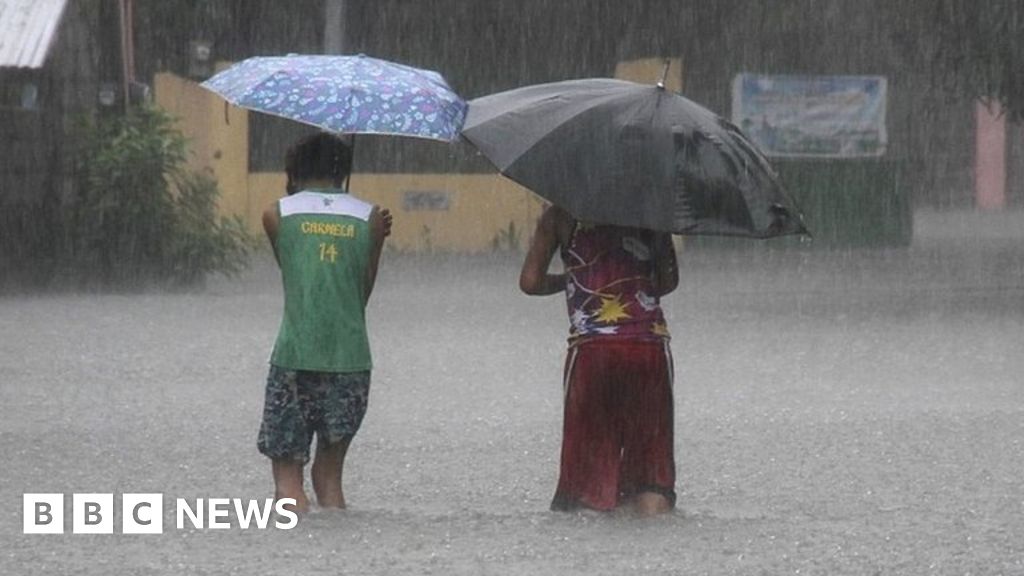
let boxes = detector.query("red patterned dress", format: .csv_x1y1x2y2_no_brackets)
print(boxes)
551,222,676,511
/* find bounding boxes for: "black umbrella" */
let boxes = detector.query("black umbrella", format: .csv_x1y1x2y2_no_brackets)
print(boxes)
462,76,809,238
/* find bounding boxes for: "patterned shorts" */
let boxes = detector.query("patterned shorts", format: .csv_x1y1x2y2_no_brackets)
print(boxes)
257,365,371,463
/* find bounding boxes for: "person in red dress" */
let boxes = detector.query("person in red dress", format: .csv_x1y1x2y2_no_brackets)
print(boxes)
520,204,679,515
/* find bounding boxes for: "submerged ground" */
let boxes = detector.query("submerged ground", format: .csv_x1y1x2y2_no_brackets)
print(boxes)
1,209,1022,575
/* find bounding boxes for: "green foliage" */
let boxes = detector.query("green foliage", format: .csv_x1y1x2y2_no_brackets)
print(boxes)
420,224,434,253
490,220,520,252
167,171,254,286
65,106,253,288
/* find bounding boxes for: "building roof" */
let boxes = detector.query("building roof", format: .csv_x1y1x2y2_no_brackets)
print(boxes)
0,0,68,69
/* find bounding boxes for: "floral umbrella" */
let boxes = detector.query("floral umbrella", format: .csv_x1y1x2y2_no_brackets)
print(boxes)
201,53,467,142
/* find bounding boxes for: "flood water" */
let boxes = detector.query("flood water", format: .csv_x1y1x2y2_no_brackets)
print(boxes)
1,209,1022,575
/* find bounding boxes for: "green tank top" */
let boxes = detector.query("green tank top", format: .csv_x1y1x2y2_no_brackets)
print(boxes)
270,190,374,372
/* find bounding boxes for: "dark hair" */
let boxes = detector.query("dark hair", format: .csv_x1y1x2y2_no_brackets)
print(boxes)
285,132,353,193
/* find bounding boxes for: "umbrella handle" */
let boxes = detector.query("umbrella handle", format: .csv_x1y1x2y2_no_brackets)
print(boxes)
224,101,230,125
657,59,671,90
344,135,356,192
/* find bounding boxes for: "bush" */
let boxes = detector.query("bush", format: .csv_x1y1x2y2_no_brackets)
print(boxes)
64,106,253,288
167,170,252,286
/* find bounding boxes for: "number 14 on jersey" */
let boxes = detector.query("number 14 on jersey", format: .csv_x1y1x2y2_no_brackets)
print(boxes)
319,242,339,263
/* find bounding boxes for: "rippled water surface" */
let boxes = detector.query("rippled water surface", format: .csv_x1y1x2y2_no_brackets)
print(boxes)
2,210,1022,575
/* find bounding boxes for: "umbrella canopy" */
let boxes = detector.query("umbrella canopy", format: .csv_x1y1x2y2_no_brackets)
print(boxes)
462,78,808,238
201,54,467,142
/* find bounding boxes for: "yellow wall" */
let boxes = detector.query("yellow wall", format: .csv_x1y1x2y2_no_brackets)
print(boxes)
247,172,543,253
153,72,250,222
614,57,684,92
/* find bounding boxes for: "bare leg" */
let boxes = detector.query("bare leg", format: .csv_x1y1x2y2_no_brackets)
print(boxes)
631,492,673,517
272,458,310,513
311,437,351,508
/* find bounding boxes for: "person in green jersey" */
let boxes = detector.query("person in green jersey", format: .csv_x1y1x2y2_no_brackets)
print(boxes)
258,132,390,513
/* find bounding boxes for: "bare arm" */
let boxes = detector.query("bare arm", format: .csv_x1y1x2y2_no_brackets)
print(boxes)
364,206,388,302
262,204,280,265
651,232,679,297
519,206,568,296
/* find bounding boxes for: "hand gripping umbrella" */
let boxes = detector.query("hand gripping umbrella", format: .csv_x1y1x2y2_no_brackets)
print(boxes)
461,74,808,238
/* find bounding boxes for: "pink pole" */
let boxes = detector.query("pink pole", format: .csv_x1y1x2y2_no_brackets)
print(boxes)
974,100,1007,211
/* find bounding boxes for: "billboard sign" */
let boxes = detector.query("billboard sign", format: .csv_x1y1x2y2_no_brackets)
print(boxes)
732,74,888,158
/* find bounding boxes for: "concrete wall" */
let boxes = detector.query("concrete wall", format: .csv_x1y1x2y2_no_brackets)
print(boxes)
614,57,683,92
248,172,545,253
154,72,250,223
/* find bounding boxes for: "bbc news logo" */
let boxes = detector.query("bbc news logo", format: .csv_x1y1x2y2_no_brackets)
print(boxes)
23,494,298,534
